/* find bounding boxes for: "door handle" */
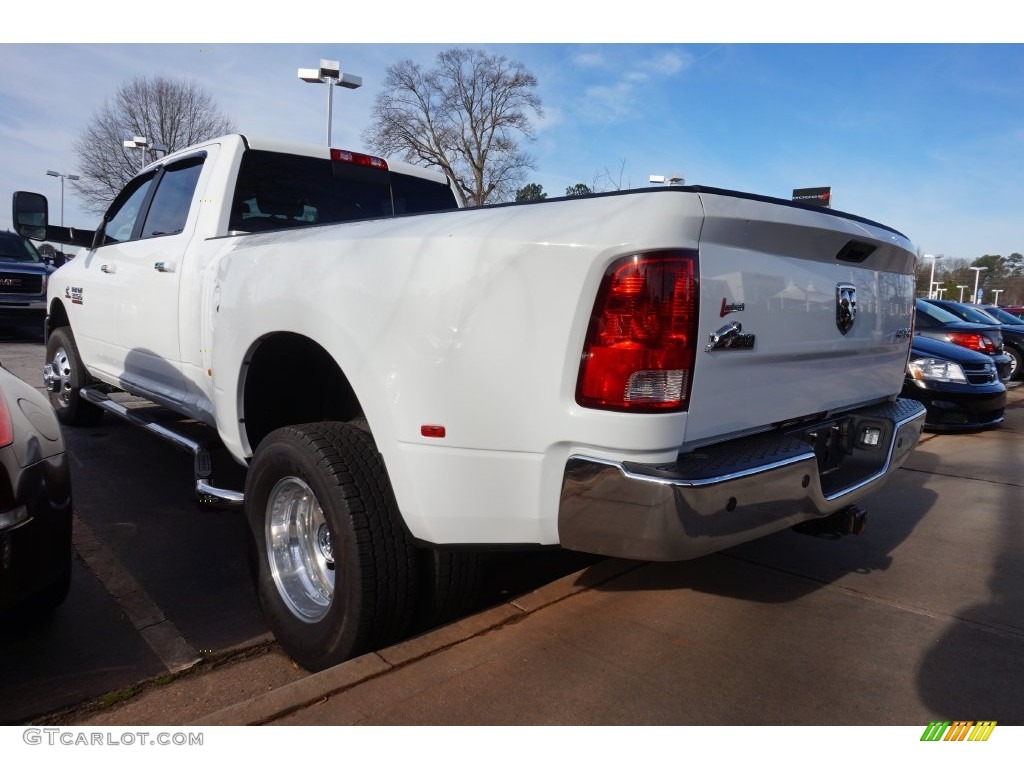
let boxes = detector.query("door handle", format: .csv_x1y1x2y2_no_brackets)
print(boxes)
154,261,176,273
100,264,116,274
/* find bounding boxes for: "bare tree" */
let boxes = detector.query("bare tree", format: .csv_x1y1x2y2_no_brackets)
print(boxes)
71,76,236,215
596,158,630,192
363,48,542,207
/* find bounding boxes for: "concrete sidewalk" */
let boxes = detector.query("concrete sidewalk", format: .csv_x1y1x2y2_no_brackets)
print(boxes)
70,386,1024,726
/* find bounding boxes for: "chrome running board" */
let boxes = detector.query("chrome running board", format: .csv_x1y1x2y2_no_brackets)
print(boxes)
79,387,245,507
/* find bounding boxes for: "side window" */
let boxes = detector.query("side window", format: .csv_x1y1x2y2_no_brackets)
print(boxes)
391,173,458,214
914,307,937,328
140,157,205,239
104,174,156,244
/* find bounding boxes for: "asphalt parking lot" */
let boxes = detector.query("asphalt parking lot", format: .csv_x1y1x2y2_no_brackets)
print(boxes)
0,329,597,724
2,326,1023,725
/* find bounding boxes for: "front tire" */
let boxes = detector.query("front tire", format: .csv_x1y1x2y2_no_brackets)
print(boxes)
1007,344,1022,382
44,327,103,426
25,565,72,616
246,422,417,671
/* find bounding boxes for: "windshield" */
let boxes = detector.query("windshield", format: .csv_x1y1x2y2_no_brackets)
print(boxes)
982,305,1024,326
944,302,999,325
0,231,43,263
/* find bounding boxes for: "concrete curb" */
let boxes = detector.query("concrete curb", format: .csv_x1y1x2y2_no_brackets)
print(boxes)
195,557,643,725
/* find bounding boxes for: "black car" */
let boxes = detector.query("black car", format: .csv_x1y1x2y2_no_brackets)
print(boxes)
0,231,54,328
0,362,73,617
920,298,1024,381
902,335,1006,431
914,298,1013,382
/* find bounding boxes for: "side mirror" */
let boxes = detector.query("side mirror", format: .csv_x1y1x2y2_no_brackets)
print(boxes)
12,190,96,249
12,191,49,240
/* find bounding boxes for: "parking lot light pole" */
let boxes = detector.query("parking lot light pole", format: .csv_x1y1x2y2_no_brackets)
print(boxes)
969,266,988,305
923,254,943,298
956,285,969,302
123,136,151,171
991,289,1004,305
649,173,685,186
298,59,362,146
122,137,168,171
45,170,79,227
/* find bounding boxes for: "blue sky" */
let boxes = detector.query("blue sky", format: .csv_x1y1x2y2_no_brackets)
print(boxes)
2,6,1022,261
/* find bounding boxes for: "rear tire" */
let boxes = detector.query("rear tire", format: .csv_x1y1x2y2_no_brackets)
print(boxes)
414,548,482,631
45,327,103,426
246,422,417,671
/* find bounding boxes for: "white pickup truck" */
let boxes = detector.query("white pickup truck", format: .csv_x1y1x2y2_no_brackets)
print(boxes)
14,133,926,670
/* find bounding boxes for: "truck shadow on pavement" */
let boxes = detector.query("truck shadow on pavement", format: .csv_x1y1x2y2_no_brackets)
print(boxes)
915,536,1024,724
592,451,940,603
914,409,1024,724
576,410,1024,724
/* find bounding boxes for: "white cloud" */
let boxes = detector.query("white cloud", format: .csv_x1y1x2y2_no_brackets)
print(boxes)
571,52,606,68
643,50,693,76
581,82,637,122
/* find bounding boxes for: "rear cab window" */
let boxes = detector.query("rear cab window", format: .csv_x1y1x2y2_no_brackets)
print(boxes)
228,150,458,234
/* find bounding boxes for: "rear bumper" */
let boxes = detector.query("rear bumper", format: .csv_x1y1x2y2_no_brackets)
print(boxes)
557,398,926,561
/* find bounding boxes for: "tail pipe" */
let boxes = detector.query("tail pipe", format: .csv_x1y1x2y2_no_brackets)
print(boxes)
78,387,244,507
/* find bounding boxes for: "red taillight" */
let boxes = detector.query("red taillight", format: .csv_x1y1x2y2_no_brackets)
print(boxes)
947,331,994,352
330,148,389,170
577,251,699,412
0,390,12,449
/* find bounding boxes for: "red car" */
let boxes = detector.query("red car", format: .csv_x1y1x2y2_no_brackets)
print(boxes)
0,363,73,618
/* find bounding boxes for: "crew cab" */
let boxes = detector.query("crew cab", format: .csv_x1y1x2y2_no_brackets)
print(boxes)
13,133,926,670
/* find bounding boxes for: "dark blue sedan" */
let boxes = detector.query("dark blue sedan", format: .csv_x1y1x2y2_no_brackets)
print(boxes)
902,334,1006,431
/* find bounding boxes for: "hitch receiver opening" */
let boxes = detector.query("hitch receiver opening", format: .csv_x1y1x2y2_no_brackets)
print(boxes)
792,504,867,538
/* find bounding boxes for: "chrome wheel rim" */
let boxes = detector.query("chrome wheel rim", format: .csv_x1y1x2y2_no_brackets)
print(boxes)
266,476,335,622
47,346,74,406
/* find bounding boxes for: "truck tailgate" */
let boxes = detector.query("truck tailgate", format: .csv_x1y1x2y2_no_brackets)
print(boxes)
684,190,916,447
